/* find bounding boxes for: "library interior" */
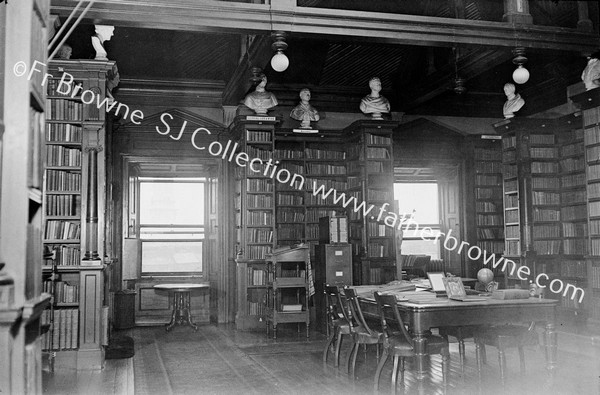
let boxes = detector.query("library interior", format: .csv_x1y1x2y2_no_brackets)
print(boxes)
3,1,600,394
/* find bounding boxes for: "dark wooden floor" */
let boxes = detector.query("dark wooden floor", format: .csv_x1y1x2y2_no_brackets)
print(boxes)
43,323,600,395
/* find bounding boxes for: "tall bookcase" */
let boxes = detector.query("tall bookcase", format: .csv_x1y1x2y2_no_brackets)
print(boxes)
465,135,505,280
231,117,277,329
495,117,588,318
0,0,50,393
344,120,396,285
571,88,600,326
41,60,113,369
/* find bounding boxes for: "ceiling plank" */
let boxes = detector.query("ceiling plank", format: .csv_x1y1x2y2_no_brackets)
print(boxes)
221,35,272,106
50,0,600,52
401,48,514,110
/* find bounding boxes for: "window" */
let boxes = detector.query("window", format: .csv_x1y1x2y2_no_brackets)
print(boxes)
139,178,205,274
394,182,441,259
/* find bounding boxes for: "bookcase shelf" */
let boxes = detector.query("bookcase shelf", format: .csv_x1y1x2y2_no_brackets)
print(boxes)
343,120,397,285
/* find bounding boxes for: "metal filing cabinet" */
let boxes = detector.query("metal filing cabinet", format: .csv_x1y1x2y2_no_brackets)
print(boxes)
314,243,352,333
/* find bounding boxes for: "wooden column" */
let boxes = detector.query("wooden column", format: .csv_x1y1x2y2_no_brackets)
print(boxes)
577,1,593,33
503,0,533,24
83,148,101,262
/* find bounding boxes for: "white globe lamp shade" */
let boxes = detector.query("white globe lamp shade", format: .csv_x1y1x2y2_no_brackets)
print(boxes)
512,65,530,84
271,51,289,72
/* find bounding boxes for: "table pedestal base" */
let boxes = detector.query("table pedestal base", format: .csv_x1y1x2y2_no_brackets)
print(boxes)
166,290,198,332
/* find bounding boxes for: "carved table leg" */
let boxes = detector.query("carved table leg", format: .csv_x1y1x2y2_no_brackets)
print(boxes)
413,331,428,395
184,291,198,331
165,292,177,331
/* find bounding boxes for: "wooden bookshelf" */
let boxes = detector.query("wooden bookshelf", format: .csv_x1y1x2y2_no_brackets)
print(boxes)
40,60,114,370
465,135,506,280
0,1,50,392
571,89,600,326
343,120,397,285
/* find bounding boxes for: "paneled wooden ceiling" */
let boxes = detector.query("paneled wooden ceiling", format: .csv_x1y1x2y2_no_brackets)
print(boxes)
53,0,600,118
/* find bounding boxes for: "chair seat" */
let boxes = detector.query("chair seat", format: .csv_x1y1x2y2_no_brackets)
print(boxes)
476,325,539,349
353,326,384,344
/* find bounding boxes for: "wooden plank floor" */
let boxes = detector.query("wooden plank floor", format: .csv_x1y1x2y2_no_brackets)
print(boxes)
43,324,600,395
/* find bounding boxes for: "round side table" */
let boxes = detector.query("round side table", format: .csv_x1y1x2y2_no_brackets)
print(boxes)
153,283,209,331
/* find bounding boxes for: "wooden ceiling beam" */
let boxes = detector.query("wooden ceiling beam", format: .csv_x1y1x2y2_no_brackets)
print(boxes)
221,35,272,106
401,48,514,110
50,0,600,52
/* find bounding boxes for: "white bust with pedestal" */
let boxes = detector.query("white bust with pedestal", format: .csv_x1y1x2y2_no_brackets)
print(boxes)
92,25,114,60
502,82,525,119
360,77,391,120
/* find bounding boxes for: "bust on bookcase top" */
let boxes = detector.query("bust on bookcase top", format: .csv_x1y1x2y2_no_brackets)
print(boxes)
290,88,319,129
243,74,278,115
582,51,600,91
503,82,525,119
360,77,390,120
92,25,114,61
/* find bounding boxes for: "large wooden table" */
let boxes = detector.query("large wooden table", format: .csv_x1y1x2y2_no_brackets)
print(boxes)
359,295,558,390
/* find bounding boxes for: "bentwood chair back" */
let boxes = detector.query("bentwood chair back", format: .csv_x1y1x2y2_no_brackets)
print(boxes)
343,287,383,379
322,285,352,367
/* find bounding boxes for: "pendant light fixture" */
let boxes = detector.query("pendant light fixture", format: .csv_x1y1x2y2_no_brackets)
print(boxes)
512,47,530,84
270,31,289,72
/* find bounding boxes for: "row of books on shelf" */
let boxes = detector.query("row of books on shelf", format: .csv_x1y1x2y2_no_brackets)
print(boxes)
589,220,600,235
584,125,600,145
588,201,600,217
247,194,273,208
44,280,79,304
563,239,587,255
474,148,502,162
502,135,517,149
41,308,79,351
43,245,81,266
475,161,501,173
590,239,600,255
46,145,82,167
247,301,266,316
503,150,516,162
247,267,270,286
46,169,81,191
247,229,273,243
277,209,304,222
276,193,303,205
532,191,560,205
531,162,558,174
561,173,586,188
590,265,600,288
44,220,81,240
477,241,504,254
562,190,586,205
530,147,557,158
561,141,584,157
280,162,304,174
530,177,560,189
47,123,83,143
587,183,600,199
246,178,273,192
476,201,500,212
47,78,82,97
562,222,587,238
245,145,272,160
532,208,560,221
277,225,303,240
367,222,391,237
305,163,346,175
365,133,392,145
246,245,272,260
587,164,600,179
45,194,81,216
305,148,346,160
368,242,391,258
561,205,587,220
246,130,272,142
560,157,585,172
476,188,501,199
532,240,561,255
278,269,307,278
477,228,504,239
46,99,83,121
529,134,555,145
242,211,273,226
532,224,561,239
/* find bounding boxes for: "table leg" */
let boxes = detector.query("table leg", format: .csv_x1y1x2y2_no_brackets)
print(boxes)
184,292,199,331
165,292,177,332
544,322,557,380
413,332,428,394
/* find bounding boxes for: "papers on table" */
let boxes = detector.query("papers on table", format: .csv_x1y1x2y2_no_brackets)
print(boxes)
351,281,437,302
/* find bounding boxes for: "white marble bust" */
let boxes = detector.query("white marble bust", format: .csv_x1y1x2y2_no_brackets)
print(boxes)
582,55,600,91
360,77,391,120
92,25,114,60
503,82,525,119
243,74,278,115
290,88,319,128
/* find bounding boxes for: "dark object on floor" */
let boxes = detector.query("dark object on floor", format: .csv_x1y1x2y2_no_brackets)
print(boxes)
106,336,134,359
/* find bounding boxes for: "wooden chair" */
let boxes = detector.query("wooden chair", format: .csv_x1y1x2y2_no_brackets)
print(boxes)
373,292,450,394
438,325,483,377
322,285,352,367
343,287,384,379
474,323,539,388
